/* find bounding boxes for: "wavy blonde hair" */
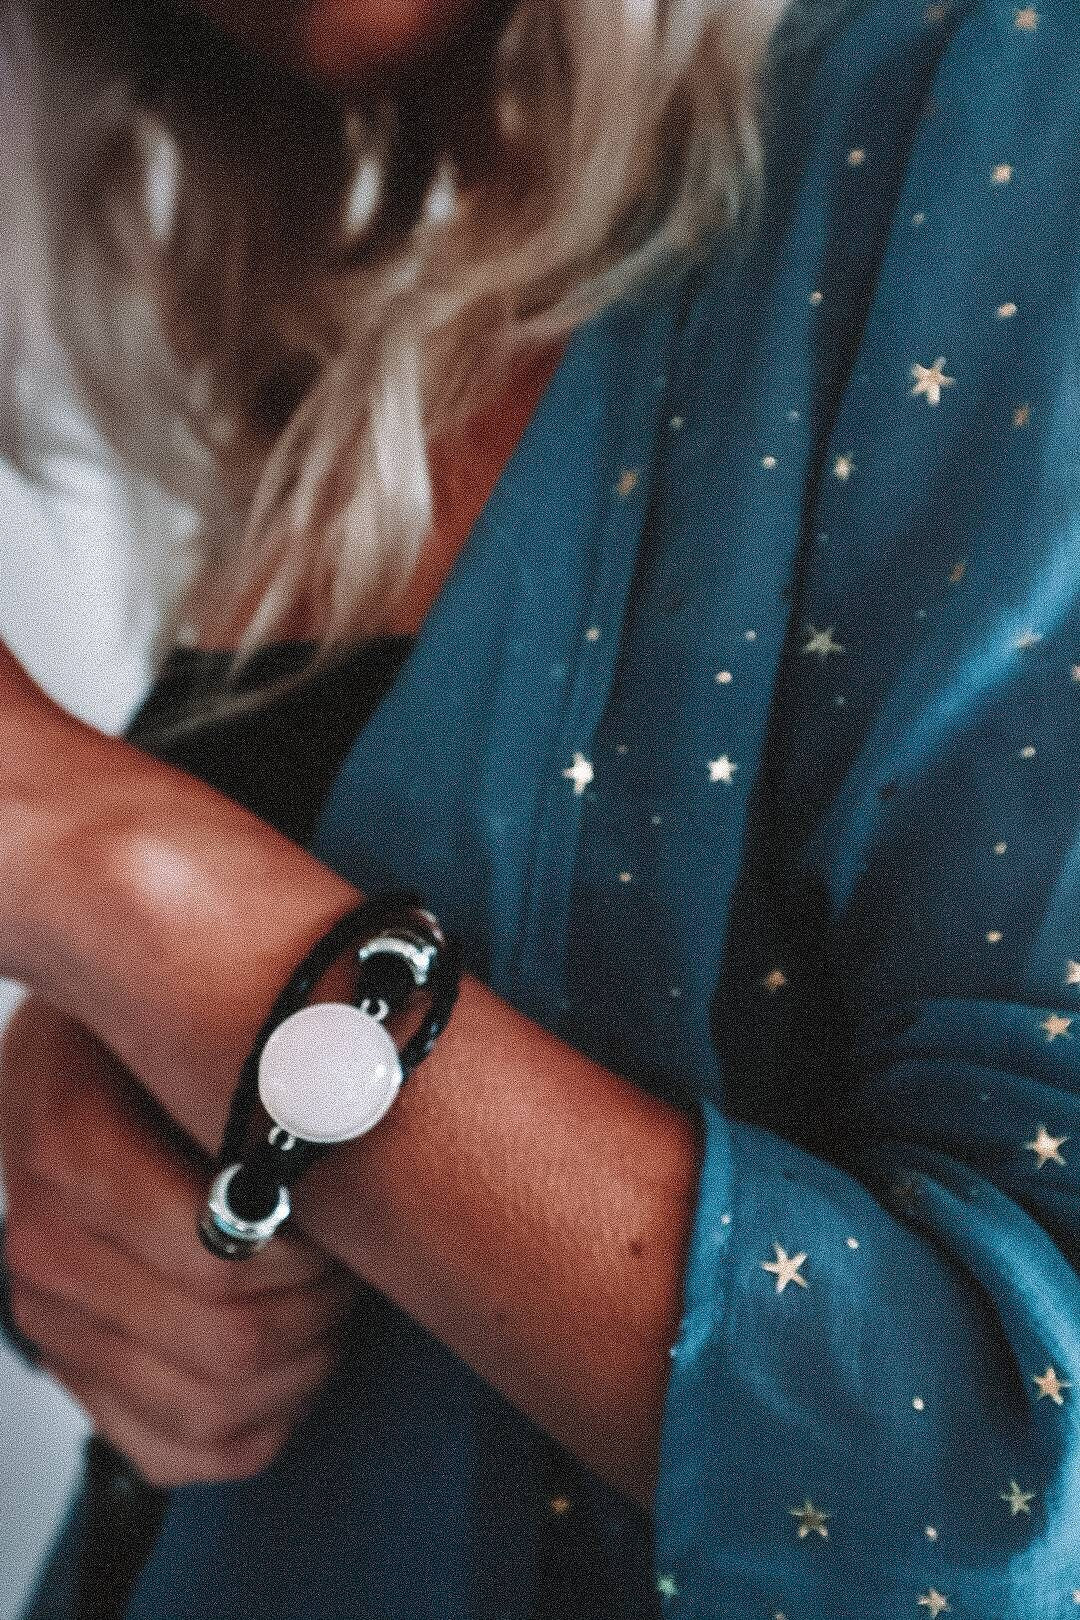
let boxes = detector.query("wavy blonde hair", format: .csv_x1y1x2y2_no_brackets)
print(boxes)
18,0,788,665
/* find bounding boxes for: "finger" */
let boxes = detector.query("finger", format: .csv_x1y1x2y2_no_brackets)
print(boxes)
5,1206,355,1379
17,1281,337,1446
45,1365,306,1490
19,1026,329,1298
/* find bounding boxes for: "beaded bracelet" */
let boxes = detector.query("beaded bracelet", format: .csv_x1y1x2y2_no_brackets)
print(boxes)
200,893,461,1261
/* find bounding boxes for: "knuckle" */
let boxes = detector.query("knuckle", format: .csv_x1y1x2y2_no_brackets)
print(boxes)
214,1306,269,1377
3,1214,41,1282
23,1110,80,1194
5,1212,70,1296
7,1281,43,1345
211,1425,289,1484
189,1253,247,1306
187,1383,250,1447
136,1447,193,1492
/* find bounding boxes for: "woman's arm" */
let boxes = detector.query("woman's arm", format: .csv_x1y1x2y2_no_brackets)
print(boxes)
2,647,700,1506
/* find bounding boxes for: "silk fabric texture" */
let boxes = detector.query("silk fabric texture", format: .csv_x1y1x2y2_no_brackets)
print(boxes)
23,0,1080,1614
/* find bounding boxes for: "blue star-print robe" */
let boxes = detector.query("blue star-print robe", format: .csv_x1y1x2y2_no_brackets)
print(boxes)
22,0,1080,1615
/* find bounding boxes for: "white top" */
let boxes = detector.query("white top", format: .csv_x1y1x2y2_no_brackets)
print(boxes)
0,15,180,728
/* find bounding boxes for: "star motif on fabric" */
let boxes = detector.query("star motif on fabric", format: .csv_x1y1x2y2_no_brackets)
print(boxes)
789,1499,830,1539
549,1494,571,1516
762,968,788,993
948,559,967,583
656,1574,679,1600
584,625,601,643
616,468,640,498
992,163,1014,185
1041,1013,1072,1041
1014,628,1043,649
1014,403,1031,428
1072,665,1080,682
562,753,594,795
1024,1124,1068,1168
917,1590,951,1617
833,452,855,481
1033,1366,1071,1405
1000,1480,1035,1516
848,147,867,166
762,1244,809,1293
1065,961,1080,986
998,302,1019,320
804,625,845,659
911,357,956,406
708,754,739,784
1014,5,1038,28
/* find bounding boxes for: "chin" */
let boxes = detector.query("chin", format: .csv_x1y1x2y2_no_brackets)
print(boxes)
193,0,479,82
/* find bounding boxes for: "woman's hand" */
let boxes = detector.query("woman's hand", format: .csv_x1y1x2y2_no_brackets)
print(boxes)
0,998,357,1489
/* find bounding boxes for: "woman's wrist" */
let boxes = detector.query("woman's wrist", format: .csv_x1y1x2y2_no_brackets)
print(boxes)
7,701,356,1152
0,645,94,982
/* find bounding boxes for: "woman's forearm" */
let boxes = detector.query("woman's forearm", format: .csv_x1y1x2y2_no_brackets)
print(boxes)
6,683,700,1504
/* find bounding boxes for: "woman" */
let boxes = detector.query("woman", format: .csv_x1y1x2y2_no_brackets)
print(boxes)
0,0,1078,1616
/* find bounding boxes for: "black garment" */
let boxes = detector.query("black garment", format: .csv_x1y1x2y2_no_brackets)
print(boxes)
128,638,413,846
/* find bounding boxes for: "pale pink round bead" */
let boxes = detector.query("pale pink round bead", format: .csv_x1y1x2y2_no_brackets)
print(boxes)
258,1002,404,1144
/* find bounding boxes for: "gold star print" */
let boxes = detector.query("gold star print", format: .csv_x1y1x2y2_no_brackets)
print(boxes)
992,163,1014,185
1014,5,1038,28
562,753,594,796
804,625,845,659
762,1244,809,1293
918,1590,951,1617
1065,961,1080,986
762,969,788,993
708,754,739,785
833,452,855,480
656,1574,679,1600
1014,628,1043,649
948,560,967,583
1014,403,1031,428
790,1499,830,1539
616,468,640,498
1000,1480,1035,1516
1024,1124,1068,1169
1033,1366,1072,1405
549,1495,571,1517
848,147,867,166
1041,1013,1072,1041
911,357,956,406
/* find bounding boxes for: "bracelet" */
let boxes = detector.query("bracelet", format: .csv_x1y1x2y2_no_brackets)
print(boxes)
200,893,461,1261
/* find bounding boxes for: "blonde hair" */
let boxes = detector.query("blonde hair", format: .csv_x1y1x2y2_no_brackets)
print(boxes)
18,0,789,666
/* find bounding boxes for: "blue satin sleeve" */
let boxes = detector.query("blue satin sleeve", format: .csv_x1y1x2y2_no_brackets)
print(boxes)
653,3,1080,1611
